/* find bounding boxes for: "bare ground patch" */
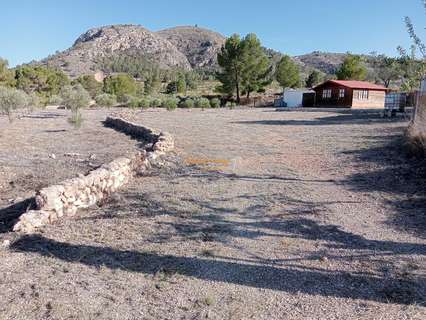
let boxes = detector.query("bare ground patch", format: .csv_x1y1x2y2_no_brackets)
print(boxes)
1,108,425,319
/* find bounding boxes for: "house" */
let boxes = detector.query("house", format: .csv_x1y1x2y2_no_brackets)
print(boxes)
282,89,315,108
313,80,389,108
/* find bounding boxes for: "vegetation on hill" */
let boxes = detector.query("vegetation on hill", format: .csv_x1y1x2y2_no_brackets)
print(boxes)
336,54,367,81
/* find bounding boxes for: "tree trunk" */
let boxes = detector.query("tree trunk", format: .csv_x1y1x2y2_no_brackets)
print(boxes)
235,68,240,104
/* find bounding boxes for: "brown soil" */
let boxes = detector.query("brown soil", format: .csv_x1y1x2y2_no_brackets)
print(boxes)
0,107,425,320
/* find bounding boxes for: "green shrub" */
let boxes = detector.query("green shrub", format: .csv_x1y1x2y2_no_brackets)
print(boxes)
60,84,91,110
15,65,70,98
150,98,162,108
138,97,151,109
95,93,117,108
127,96,140,109
195,97,210,109
0,86,31,122
226,101,236,109
166,78,186,94
103,74,137,101
161,97,178,111
74,75,103,97
179,98,195,108
210,98,221,108
118,94,134,104
48,94,63,106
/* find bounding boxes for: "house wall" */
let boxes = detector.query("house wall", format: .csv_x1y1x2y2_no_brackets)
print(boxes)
283,90,304,107
314,83,353,107
351,90,385,109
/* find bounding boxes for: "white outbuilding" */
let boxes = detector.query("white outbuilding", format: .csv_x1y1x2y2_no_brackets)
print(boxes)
282,89,315,108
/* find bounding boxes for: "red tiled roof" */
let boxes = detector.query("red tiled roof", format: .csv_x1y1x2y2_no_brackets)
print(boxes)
314,80,389,91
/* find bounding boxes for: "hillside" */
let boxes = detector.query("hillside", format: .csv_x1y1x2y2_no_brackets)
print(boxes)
156,26,225,70
38,24,373,79
40,24,226,77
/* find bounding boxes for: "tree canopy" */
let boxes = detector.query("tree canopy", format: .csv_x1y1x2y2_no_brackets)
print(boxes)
216,33,271,103
305,70,322,88
103,74,137,100
0,58,15,87
336,54,367,80
275,55,300,89
15,65,70,98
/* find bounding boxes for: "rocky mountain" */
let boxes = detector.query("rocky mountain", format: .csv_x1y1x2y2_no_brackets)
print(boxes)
40,24,225,77
156,26,225,69
293,52,348,75
38,24,371,79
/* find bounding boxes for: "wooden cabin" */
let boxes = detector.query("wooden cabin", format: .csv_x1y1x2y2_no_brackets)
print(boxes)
313,80,389,108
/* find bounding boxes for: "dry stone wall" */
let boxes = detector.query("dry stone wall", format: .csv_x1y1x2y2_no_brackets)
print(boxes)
13,117,174,233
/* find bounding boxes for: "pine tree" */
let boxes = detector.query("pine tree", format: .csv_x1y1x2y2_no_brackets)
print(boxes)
216,34,244,103
275,55,300,89
305,70,322,88
240,34,272,99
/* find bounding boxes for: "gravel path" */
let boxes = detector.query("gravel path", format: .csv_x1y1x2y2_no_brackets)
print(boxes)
1,108,425,319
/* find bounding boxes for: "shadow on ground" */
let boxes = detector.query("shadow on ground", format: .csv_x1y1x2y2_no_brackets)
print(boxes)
11,234,426,305
342,131,426,238
234,111,407,127
0,198,35,233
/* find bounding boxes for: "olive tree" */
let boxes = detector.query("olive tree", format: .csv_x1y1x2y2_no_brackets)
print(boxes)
0,86,31,122
60,84,91,128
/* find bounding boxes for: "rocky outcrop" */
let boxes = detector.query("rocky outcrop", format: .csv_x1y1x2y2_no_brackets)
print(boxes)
156,26,226,69
40,25,192,77
13,117,174,233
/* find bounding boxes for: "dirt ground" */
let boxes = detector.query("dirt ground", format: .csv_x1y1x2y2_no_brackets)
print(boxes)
0,107,425,320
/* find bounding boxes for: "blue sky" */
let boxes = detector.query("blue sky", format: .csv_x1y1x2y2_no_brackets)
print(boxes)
1,0,425,66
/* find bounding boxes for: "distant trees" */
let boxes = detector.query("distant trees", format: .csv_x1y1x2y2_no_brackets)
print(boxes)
305,70,322,88
216,33,272,103
74,75,103,97
336,54,367,80
369,55,402,88
103,74,137,101
0,58,15,87
15,65,70,100
166,76,187,94
275,55,300,89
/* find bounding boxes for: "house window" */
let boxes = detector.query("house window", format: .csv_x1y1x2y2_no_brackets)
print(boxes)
357,90,369,100
322,89,332,99
339,89,345,98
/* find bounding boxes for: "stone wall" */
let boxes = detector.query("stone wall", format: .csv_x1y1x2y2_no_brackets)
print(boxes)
13,117,174,233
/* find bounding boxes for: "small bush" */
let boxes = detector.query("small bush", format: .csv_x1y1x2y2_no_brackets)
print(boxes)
161,97,178,111
139,97,151,109
95,93,117,108
127,96,140,109
60,84,91,110
150,98,162,108
194,97,210,109
210,98,221,108
60,84,90,129
118,94,134,104
179,98,195,108
48,94,63,106
226,101,236,109
68,110,83,129
0,86,31,122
